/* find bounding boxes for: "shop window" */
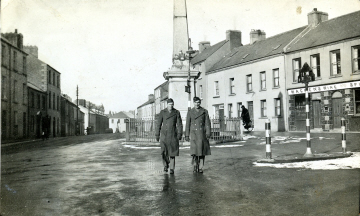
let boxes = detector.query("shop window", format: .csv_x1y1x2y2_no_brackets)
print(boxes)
247,75,252,92
330,50,341,75
273,68,279,88
261,100,267,117
293,58,301,83
260,72,266,90
310,54,321,78
352,45,360,73
355,89,360,114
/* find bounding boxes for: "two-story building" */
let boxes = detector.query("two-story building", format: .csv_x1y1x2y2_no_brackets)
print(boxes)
285,9,360,131
1,30,28,140
27,82,47,138
108,111,134,133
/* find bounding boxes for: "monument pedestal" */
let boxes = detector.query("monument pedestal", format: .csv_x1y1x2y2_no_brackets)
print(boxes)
163,69,200,120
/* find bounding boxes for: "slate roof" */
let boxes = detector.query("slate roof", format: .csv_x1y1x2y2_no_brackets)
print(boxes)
108,112,132,119
286,10,360,52
208,26,306,73
137,98,155,109
191,40,227,65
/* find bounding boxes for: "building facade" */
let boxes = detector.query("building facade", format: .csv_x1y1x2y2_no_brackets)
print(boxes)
1,30,28,140
108,111,134,133
285,9,360,131
27,83,47,138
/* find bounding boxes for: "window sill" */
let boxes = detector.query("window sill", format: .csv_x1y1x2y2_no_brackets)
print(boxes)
259,89,267,92
246,91,255,94
351,72,360,76
315,77,322,80
229,93,236,96
292,82,299,84
329,75,342,79
213,95,220,98
272,116,283,119
259,117,268,119
272,86,280,89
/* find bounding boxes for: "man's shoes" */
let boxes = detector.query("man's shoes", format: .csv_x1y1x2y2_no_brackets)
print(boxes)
193,165,198,173
198,169,203,173
164,166,168,172
170,169,174,174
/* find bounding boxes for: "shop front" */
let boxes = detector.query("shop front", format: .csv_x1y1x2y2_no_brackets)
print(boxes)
288,81,360,131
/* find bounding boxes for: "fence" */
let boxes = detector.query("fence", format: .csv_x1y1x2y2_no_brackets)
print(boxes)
126,117,243,143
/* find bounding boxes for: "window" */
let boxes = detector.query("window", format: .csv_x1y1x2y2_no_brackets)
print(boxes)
49,91,51,109
352,46,360,73
37,94,40,109
30,92,34,108
30,115,35,132
275,98,281,116
293,58,301,82
355,89,360,114
57,96,60,111
53,72,55,85
57,75,60,88
23,56,26,74
48,71,51,84
246,75,252,92
310,54,321,78
14,111,18,126
330,50,341,75
261,100,267,117
273,68,279,87
214,81,219,96
1,76,6,99
228,104,233,118
1,45,5,65
199,85,203,99
42,95,46,110
229,78,235,94
13,80,17,102
260,72,266,90
111,119,114,123
13,51,17,71
53,93,55,110
23,83,26,104
237,102,242,118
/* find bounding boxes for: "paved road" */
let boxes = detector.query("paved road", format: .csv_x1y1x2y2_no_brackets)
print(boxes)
1,132,359,215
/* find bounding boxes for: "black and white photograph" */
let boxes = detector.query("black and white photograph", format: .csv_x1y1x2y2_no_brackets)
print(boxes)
1,0,360,215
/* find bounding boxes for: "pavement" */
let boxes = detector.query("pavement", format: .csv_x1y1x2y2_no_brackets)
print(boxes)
120,130,359,164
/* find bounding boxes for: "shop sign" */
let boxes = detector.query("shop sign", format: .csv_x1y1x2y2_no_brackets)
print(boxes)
288,80,360,95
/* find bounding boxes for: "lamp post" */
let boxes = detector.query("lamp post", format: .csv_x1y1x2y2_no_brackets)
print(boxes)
173,38,196,111
298,62,315,157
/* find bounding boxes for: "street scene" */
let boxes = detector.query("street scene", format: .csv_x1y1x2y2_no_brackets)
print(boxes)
1,132,359,215
2,0,360,215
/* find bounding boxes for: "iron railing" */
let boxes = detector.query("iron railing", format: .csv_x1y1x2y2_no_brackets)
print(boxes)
127,117,243,142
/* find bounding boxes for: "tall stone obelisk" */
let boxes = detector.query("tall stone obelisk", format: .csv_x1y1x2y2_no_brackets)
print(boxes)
163,0,200,119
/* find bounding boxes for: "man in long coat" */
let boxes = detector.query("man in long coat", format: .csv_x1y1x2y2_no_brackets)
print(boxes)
155,98,183,174
185,97,211,173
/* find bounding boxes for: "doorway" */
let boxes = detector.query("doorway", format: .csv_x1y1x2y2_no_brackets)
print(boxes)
332,92,342,128
247,101,253,120
312,100,321,128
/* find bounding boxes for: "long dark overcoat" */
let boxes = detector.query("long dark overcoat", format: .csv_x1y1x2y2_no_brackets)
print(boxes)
185,107,211,156
155,108,183,157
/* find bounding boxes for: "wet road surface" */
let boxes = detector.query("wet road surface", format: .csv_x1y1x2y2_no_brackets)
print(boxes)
1,133,359,215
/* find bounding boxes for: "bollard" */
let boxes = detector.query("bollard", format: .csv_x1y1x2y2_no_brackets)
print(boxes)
341,118,346,154
303,90,314,157
265,119,271,159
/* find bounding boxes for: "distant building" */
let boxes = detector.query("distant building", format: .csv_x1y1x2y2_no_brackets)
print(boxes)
137,94,155,119
27,82,47,138
107,111,134,133
1,30,28,140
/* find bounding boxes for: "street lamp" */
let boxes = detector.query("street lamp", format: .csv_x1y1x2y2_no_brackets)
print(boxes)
298,62,315,157
173,38,196,111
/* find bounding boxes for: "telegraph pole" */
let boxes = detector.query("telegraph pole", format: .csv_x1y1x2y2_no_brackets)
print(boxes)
76,85,79,135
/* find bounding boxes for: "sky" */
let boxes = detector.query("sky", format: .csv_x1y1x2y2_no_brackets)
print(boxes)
2,0,360,113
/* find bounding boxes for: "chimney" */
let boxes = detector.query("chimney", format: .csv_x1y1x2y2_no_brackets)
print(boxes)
250,29,266,45
198,41,210,53
226,30,242,50
3,29,24,49
148,94,155,101
24,46,39,58
307,8,328,27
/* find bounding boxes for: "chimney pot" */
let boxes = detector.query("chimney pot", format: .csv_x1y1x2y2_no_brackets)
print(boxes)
307,8,328,27
250,29,266,44
198,41,210,53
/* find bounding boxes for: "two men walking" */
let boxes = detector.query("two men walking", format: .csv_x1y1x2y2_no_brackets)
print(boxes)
155,97,211,174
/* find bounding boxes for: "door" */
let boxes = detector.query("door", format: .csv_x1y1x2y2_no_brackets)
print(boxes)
219,107,225,132
312,100,321,128
332,98,342,128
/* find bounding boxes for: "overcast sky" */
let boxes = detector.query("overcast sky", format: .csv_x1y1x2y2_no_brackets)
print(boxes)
2,0,359,113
